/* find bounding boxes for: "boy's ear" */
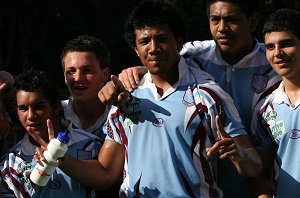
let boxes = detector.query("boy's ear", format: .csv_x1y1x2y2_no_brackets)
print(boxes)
102,67,110,82
134,46,140,57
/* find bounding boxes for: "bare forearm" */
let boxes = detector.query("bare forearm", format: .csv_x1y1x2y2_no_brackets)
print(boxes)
59,141,124,190
59,155,121,189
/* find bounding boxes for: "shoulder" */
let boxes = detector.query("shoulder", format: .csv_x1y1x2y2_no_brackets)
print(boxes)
61,98,71,109
181,40,215,56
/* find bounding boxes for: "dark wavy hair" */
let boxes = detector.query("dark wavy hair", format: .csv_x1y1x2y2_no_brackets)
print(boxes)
124,0,185,48
12,69,61,111
262,8,300,41
61,35,111,70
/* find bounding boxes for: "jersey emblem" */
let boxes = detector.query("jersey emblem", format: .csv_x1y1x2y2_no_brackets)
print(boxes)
265,110,277,122
20,176,33,191
290,129,300,139
77,150,92,160
271,120,285,141
48,179,62,189
251,74,268,93
17,161,32,174
152,118,164,127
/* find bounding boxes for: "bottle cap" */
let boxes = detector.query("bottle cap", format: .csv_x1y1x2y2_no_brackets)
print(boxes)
57,131,70,144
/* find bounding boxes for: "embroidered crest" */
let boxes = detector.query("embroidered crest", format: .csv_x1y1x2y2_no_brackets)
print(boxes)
48,179,62,189
265,110,277,122
152,118,164,127
290,129,300,139
77,150,92,160
251,74,268,93
17,161,32,174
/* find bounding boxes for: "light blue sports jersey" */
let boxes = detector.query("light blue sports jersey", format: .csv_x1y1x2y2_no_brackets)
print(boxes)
0,129,101,198
61,98,108,140
181,39,282,198
251,82,300,197
181,39,281,131
105,57,247,198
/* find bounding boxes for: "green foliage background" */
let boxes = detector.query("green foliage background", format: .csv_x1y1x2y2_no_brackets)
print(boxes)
0,0,299,96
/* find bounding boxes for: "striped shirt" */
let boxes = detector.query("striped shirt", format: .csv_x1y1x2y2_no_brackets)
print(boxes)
181,39,282,198
0,129,101,198
105,57,247,197
251,82,300,197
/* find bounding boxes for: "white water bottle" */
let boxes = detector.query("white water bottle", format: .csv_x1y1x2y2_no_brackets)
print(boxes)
30,131,70,186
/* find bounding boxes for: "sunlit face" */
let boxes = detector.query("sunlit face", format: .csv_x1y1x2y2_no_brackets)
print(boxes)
134,26,181,76
264,31,300,81
63,51,109,103
209,2,256,59
17,90,58,143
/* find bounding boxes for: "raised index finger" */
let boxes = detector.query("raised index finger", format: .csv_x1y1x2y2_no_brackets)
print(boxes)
47,119,55,141
27,127,48,149
216,115,230,139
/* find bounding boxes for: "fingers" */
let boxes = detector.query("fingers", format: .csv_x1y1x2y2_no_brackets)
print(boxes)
119,67,138,92
34,147,45,162
0,82,7,93
27,126,48,148
98,75,128,105
216,115,230,139
47,119,55,141
206,138,234,156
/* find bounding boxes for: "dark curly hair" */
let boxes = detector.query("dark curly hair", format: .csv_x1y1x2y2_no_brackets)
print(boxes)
124,0,185,48
61,35,111,70
12,69,61,112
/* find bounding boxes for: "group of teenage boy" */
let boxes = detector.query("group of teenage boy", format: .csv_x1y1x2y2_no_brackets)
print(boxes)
0,0,299,197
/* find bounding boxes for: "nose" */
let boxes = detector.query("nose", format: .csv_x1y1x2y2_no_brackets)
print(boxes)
274,47,285,57
218,19,228,33
73,70,83,82
27,108,37,121
149,39,160,54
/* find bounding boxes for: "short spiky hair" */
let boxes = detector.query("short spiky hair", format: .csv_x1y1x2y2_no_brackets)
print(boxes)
13,69,60,110
61,35,111,70
263,8,300,40
206,0,260,17
124,0,185,47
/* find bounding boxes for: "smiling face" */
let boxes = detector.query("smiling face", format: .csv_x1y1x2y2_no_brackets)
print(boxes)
209,1,257,64
134,25,181,78
17,90,58,143
63,51,109,103
264,31,300,81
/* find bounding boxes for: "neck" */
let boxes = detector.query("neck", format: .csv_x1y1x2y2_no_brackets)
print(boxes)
151,58,180,96
222,38,255,65
72,98,106,130
282,77,300,104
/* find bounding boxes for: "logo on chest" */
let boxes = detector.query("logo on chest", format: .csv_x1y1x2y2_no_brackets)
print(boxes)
270,120,286,141
290,129,300,139
77,150,92,160
152,118,164,127
251,74,268,94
